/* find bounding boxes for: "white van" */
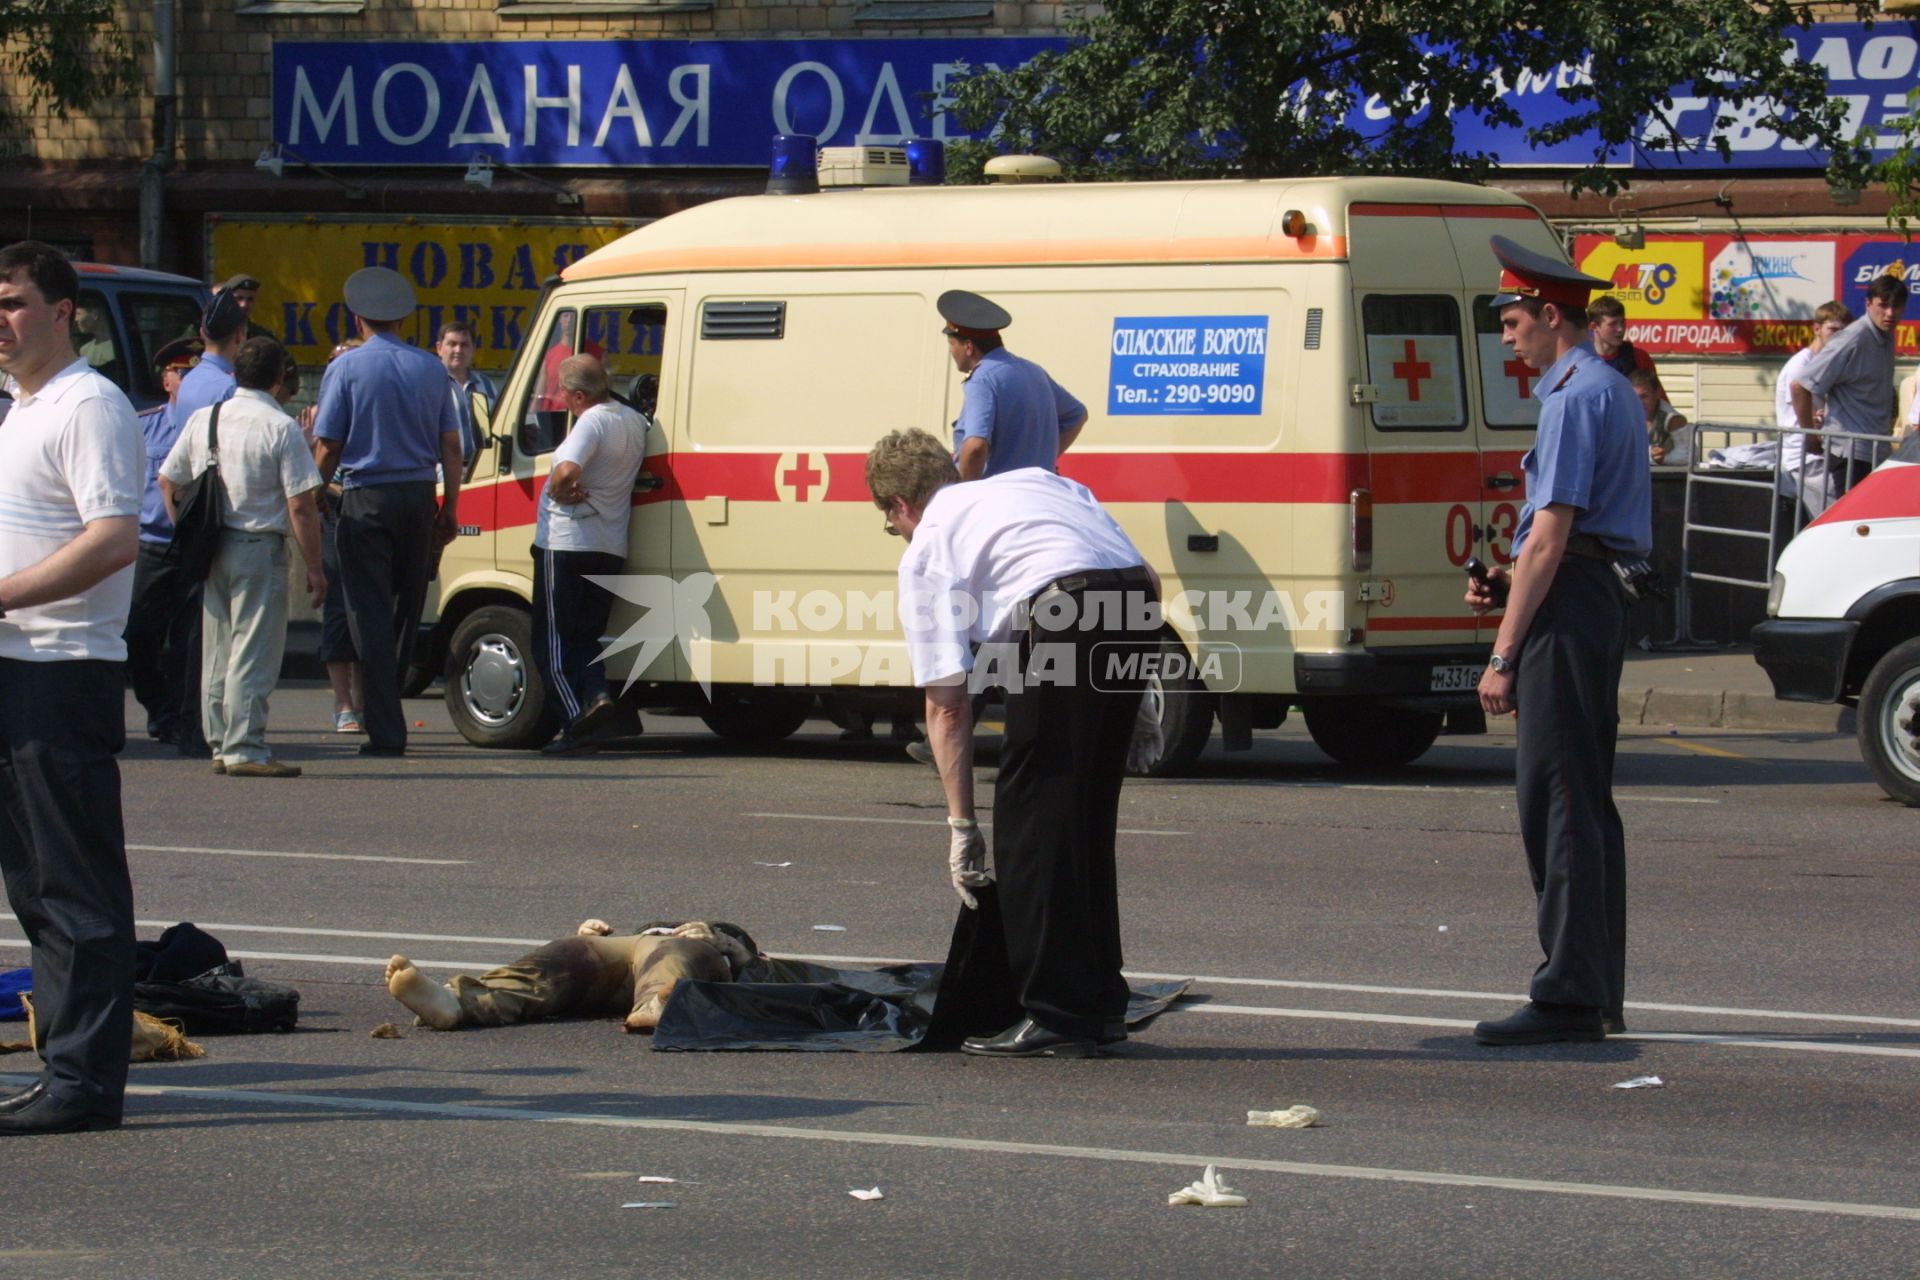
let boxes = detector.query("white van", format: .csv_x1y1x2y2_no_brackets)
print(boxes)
1753,433,1920,805
430,175,1565,773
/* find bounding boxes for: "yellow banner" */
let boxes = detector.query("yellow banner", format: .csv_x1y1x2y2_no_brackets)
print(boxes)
208,218,634,372
1576,240,1707,320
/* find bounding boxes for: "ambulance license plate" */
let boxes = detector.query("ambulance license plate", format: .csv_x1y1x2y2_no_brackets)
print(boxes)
1430,664,1480,692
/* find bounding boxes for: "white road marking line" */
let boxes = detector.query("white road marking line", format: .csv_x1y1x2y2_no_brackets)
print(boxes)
15,915,1913,1032
127,843,467,867
1266,783,1720,805
1189,1006,1920,1060
0,1076,1908,1222
745,812,1189,836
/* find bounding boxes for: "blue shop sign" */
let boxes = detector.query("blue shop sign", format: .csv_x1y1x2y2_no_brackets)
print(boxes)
273,21,1914,171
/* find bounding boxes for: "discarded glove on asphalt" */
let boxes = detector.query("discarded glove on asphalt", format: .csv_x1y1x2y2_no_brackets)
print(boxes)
1168,1165,1247,1208
1247,1105,1319,1128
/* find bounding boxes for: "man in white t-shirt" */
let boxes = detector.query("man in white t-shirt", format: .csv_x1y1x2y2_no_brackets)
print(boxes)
532,354,650,755
0,242,143,1136
868,428,1159,1059
160,337,326,777
1774,301,1851,515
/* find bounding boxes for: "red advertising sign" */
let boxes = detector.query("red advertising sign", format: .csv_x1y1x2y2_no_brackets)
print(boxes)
1573,232,1920,357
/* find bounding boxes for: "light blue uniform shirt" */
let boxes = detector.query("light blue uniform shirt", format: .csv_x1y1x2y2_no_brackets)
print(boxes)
310,332,460,489
137,403,185,544
951,347,1086,478
1511,341,1652,559
173,354,235,440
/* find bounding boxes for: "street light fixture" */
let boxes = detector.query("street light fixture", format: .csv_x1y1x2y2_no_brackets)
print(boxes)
463,154,582,207
254,143,366,201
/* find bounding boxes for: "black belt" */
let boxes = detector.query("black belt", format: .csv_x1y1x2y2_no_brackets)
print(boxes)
1032,566,1154,600
1564,533,1621,563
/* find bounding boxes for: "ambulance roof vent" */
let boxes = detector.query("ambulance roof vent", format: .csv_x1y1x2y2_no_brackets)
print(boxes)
983,155,1062,184
819,146,910,188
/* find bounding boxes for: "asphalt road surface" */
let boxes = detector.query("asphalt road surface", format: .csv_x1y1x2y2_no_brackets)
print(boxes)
3,686,1916,1279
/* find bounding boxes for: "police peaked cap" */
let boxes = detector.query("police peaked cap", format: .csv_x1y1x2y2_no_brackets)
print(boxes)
1488,235,1610,310
201,289,248,342
937,289,1012,336
151,336,204,372
343,266,417,323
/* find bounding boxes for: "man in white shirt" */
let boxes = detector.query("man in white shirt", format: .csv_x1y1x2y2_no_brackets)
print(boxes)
533,354,649,755
1774,301,1851,517
160,338,325,777
0,241,143,1136
868,428,1158,1058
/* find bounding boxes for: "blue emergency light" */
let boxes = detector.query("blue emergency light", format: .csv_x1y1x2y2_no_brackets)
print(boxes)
906,139,947,186
767,135,819,195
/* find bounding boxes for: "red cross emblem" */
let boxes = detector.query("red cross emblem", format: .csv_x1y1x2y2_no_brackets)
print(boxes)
1392,339,1433,402
775,451,829,503
1503,356,1536,400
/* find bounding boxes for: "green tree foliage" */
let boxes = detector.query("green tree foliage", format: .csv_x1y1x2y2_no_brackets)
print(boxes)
1880,88,1920,233
943,0,1876,196
0,0,141,150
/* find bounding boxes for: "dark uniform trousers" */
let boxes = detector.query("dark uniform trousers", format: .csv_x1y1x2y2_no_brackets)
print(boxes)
0,657,134,1118
338,482,437,751
1514,556,1629,1013
992,571,1152,1040
123,540,206,750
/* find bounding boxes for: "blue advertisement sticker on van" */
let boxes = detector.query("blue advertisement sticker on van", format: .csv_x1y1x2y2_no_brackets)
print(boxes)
1109,316,1267,415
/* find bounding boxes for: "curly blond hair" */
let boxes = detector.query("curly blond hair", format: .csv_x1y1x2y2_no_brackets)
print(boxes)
865,429,957,512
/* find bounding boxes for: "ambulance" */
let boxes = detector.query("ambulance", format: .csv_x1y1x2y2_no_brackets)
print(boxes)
1753,435,1920,806
428,174,1563,774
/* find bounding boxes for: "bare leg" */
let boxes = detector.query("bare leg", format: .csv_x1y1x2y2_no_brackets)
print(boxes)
385,954,462,1030
327,661,356,715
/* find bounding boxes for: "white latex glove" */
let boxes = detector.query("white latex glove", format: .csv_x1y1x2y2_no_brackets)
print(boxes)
946,817,992,910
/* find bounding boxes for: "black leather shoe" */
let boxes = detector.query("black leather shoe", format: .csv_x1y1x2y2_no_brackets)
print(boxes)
0,1091,119,1136
540,733,599,757
0,1080,47,1115
1603,1010,1628,1036
1474,1002,1605,1046
1098,1021,1129,1046
961,1017,1101,1059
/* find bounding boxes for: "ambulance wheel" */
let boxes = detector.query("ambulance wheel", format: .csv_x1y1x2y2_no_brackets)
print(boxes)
446,606,559,749
1126,636,1215,778
1301,698,1443,768
700,687,816,746
1857,637,1920,807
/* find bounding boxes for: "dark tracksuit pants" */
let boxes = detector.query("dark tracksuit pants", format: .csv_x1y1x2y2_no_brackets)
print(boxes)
1514,557,1630,1014
530,546,624,730
991,570,1154,1040
338,482,437,752
123,540,206,752
0,658,134,1119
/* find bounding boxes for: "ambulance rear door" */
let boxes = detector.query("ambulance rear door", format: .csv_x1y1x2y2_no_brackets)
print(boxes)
1348,205,1480,671
1444,212,1555,645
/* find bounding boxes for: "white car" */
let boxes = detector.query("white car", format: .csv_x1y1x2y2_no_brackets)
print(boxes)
1753,433,1920,805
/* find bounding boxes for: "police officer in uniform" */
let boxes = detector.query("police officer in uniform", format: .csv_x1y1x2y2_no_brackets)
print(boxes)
1468,237,1651,1046
868,428,1157,1057
940,290,1087,481
309,267,463,757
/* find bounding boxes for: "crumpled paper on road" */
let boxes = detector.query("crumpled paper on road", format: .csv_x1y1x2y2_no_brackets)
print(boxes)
1168,1165,1247,1208
1247,1105,1319,1128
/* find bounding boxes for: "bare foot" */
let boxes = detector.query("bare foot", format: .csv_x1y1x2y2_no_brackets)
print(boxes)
624,984,671,1033
385,954,462,1030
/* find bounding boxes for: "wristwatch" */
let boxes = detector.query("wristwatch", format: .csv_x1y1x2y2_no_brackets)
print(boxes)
1488,652,1515,675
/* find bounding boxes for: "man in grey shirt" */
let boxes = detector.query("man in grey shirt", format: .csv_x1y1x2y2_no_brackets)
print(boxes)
1792,272,1909,494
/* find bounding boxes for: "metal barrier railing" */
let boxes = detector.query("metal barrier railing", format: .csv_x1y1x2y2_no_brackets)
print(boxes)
1664,421,1894,649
